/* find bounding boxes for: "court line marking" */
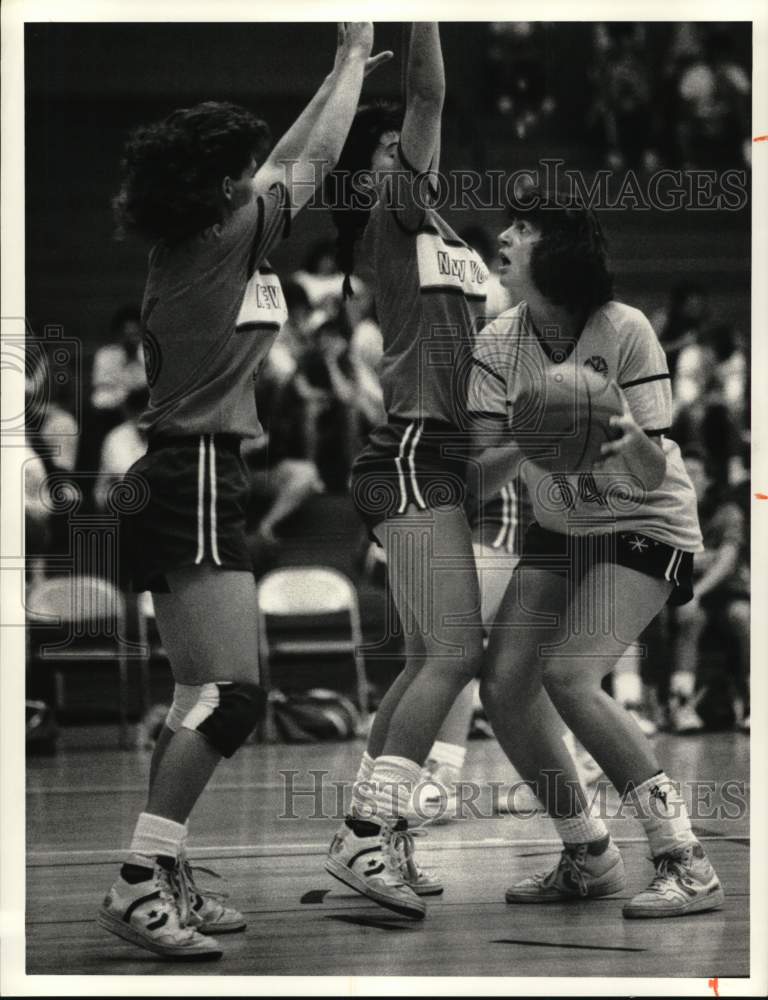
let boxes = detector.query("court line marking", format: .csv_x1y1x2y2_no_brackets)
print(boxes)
27,833,750,867
25,890,750,929
493,938,647,954
25,782,297,794
26,780,751,795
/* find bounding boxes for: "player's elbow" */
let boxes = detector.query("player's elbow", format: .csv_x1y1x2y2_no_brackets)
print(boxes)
407,85,445,114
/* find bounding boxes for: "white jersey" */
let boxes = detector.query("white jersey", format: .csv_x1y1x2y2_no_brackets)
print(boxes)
468,300,703,552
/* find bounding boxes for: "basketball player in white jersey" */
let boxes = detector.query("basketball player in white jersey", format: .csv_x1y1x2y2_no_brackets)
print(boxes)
469,190,723,918
98,25,393,959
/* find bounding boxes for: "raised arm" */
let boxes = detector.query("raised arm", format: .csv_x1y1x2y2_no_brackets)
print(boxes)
256,24,389,215
400,22,445,176
269,25,393,165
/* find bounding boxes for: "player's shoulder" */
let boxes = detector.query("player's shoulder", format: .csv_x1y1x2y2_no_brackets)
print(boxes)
596,300,657,344
598,299,653,330
477,302,526,340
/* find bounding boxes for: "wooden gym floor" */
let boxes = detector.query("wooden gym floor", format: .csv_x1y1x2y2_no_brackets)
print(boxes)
26,731,749,979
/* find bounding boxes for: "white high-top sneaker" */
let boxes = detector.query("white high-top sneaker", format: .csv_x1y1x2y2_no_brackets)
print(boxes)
98,858,223,959
325,816,426,919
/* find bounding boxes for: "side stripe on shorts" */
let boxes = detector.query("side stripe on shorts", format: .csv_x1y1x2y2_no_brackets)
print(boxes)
194,435,223,566
664,548,684,584
394,422,415,514
195,436,206,564
208,436,222,566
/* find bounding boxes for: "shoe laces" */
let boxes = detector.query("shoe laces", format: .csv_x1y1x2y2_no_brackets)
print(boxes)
646,846,695,893
539,844,591,897
392,826,429,880
153,864,199,939
176,852,230,910
378,822,409,884
184,860,231,904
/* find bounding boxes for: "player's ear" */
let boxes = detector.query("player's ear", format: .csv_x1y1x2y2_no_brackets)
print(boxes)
221,175,234,204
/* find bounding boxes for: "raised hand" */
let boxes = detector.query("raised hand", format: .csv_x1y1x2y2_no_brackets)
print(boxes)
334,23,392,77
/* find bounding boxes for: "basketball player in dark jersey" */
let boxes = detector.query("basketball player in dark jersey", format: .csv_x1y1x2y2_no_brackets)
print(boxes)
97,25,393,959
323,23,490,919
469,191,723,919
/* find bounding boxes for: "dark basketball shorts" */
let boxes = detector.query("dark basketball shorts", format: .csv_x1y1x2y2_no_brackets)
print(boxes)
350,418,469,540
119,434,252,593
516,522,695,607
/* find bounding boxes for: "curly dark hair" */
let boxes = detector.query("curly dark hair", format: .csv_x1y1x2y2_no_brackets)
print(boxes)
508,187,614,314
113,101,271,243
324,101,404,296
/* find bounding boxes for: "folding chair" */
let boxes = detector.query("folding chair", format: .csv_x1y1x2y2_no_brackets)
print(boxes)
255,566,370,742
26,575,144,748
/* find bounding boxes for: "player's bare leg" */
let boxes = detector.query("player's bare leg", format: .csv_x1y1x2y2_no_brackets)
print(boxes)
482,562,723,915
327,506,483,916
99,568,262,955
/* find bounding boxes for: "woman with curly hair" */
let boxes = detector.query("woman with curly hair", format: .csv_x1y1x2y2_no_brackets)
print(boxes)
470,189,723,920
98,24,391,960
322,23,490,920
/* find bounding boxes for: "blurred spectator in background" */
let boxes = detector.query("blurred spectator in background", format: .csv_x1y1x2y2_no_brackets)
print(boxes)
667,447,750,734
650,281,711,380
676,28,750,169
269,280,328,384
25,346,79,475
292,239,346,312
703,322,748,425
78,305,147,490
24,434,52,588
94,387,149,511
292,319,380,491
589,23,658,172
485,22,555,140
90,305,146,412
459,225,512,320
245,353,325,563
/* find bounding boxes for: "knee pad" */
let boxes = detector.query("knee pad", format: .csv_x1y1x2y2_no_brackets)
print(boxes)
180,681,266,758
165,683,205,733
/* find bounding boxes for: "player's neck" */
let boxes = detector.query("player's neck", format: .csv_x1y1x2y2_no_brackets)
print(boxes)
526,297,586,345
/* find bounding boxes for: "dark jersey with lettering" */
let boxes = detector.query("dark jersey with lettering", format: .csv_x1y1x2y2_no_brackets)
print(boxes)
139,181,291,439
357,156,488,425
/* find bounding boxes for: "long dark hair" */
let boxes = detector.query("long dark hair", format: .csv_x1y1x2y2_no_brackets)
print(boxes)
113,101,271,243
509,188,614,314
324,101,404,297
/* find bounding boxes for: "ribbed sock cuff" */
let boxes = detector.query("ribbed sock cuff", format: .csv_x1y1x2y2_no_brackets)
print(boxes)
371,755,422,820
430,740,467,772
552,811,608,846
626,772,695,857
129,812,186,861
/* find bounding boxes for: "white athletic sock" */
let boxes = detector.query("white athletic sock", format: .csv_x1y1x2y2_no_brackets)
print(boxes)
350,751,376,818
429,740,466,773
552,810,609,847
627,772,695,857
371,756,423,821
613,671,643,707
670,671,696,700
128,812,186,862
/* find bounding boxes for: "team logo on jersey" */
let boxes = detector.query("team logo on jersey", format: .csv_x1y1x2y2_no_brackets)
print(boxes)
584,355,609,377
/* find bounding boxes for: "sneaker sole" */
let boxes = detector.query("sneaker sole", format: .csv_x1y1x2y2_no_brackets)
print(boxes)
97,908,224,959
623,884,724,919
199,918,247,935
324,858,426,920
506,866,626,904
409,881,444,897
